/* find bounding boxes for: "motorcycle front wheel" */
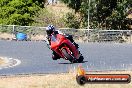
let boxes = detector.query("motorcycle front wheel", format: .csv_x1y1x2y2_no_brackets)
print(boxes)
61,48,76,63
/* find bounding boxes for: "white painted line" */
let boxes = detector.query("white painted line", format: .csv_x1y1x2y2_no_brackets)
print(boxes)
0,57,21,70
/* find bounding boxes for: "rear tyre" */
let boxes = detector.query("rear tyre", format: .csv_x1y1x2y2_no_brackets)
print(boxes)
77,55,84,63
61,49,75,63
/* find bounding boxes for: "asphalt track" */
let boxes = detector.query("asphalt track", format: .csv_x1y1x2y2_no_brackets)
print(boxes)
0,40,132,75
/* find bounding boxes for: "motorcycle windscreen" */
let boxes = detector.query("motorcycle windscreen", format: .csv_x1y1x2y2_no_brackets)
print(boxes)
50,35,60,49
51,35,57,42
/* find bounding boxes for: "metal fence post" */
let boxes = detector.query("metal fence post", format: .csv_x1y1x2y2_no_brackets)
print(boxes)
130,30,132,43
12,25,15,40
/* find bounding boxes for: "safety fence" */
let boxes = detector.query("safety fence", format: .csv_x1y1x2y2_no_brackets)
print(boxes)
0,25,132,43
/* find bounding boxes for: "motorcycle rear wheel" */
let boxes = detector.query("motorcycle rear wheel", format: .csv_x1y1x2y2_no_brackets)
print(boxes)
77,55,84,63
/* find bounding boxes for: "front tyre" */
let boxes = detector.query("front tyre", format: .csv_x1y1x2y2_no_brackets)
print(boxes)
61,49,75,63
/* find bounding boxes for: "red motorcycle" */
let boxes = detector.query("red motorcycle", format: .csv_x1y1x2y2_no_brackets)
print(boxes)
49,34,84,63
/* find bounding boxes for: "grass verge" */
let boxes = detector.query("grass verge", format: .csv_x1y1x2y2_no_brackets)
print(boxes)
0,71,131,88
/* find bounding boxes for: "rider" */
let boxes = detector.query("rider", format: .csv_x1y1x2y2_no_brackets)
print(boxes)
45,24,79,60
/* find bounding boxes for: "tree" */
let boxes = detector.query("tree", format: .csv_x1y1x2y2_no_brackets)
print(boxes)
95,0,131,30
61,0,131,29
60,0,81,13
0,0,44,26
63,12,80,29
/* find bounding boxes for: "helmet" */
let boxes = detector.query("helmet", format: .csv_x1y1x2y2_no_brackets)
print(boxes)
46,25,55,35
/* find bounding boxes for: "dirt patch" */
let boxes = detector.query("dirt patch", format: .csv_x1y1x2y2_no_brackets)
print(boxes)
0,71,131,88
30,35,45,41
0,33,13,40
0,33,45,41
46,3,73,18
0,58,5,65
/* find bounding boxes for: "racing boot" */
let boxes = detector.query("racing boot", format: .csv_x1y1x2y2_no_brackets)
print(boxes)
52,51,60,60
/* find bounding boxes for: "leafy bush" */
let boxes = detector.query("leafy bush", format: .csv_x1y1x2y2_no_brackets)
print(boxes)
63,12,80,29
33,8,65,28
0,0,43,26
